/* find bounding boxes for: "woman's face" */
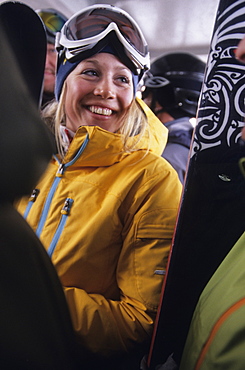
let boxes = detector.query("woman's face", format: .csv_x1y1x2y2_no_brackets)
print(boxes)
64,53,134,133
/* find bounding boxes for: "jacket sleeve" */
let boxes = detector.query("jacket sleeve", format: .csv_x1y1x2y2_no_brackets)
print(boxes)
63,164,182,358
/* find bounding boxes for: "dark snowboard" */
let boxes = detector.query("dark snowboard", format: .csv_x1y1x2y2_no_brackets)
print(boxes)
0,1,47,107
0,2,81,368
147,0,245,368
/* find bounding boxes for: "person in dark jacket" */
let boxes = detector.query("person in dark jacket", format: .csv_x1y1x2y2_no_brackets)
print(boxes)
36,8,67,108
142,52,206,183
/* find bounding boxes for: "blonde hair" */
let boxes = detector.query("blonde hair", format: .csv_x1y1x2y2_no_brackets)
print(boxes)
41,82,149,159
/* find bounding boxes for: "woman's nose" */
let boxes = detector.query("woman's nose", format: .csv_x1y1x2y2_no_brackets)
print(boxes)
93,78,115,99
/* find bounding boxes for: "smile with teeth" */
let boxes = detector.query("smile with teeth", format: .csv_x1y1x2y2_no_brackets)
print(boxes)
89,106,113,116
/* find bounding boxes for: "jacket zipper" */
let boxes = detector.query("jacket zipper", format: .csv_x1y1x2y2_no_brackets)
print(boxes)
35,134,89,238
23,188,40,219
47,198,74,257
36,174,63,237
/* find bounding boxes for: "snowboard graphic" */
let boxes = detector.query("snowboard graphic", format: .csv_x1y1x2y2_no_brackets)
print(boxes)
147,0,245,368
0,1,47,107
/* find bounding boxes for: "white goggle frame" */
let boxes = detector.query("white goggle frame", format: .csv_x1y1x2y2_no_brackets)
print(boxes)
56,4,150,73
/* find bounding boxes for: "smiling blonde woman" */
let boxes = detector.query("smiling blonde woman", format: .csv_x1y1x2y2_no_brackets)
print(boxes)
17,4,182,369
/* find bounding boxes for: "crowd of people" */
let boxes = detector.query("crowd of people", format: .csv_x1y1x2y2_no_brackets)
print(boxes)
0,1,245,369
36,8,67,108
141,52,205,183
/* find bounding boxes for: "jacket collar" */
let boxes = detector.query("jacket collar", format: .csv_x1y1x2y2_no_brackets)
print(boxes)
62,98,168,167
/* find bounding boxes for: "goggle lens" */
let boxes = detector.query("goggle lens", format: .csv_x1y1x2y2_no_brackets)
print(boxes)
38,11,66,34
65,8,146,56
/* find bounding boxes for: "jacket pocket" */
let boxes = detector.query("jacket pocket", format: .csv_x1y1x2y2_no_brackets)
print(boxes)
133,209,176,310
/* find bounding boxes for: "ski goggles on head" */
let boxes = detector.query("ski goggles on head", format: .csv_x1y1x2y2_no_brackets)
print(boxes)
56,4,150,74
36,9,67,42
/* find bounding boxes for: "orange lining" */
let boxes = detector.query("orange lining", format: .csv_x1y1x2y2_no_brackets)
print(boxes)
195,297,245,369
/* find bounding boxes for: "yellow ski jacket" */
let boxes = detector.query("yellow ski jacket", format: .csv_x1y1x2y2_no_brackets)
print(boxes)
17,99,182,360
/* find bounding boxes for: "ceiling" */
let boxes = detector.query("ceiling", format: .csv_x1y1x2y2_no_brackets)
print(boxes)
0,0,220,63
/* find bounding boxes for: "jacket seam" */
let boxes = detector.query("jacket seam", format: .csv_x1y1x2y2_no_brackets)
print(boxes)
195,297,245,369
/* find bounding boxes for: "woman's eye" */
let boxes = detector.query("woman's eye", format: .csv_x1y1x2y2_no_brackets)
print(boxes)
47,48,56,55
118,76,130,83
82,69,98,76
